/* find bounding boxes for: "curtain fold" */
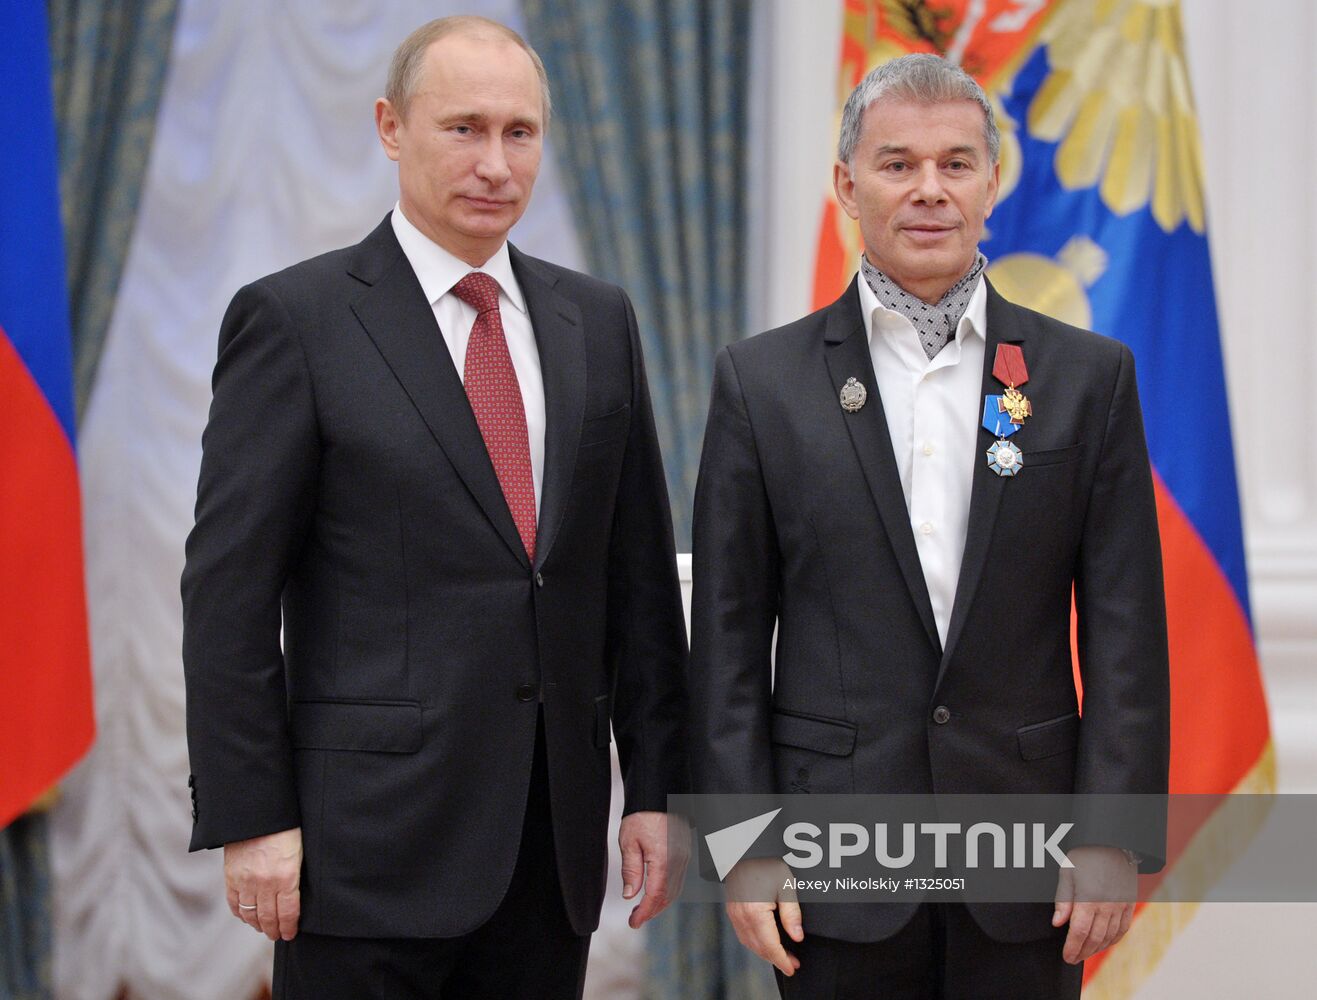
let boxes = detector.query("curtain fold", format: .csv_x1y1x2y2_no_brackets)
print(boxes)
521,3,769,994
643,900,776,999
47,0,180,421
0,815,51,1000
520,0,750,547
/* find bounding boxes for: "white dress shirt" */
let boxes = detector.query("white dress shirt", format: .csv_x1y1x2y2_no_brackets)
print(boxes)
391,204,546,514
857,267,987,646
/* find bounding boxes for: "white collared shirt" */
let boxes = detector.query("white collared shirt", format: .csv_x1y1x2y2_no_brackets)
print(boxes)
857,267,987,646
391,203,545,514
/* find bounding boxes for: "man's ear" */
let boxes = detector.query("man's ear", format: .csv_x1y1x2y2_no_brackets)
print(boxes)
984,158,1001,219
834,160,860,222
375,98,402,162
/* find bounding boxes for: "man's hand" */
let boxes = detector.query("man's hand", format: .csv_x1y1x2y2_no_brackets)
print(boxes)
1053,845,1138,964
224,826,303,941
725,857,803,977
619,811,688,928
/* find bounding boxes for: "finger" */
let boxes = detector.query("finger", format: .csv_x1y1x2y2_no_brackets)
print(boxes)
1063,904,1094,964
1052,867,1074,927
1078,909,1112,962
726,903,758,951
257,886,281,940
628,887,669,928
779,898,805,943
726,903,783,960
1115,902,1133,942
628,860,670,928
234,884,261,930
277,887,301,941
619,838,643,900
746,908,796,976
737,901,795,974
226,886,240,920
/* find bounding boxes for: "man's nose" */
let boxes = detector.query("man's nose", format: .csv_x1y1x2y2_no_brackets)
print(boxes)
475,138,512,185
911,161,947,203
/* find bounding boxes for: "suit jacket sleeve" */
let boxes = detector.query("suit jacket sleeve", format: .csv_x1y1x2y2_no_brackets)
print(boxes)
1073,343,1171,867
605,289,690,814
181,281,318,850
688,346,779,795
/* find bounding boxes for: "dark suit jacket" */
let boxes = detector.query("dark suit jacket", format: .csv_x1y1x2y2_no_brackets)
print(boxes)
182,215,688,938
690,277,1169,943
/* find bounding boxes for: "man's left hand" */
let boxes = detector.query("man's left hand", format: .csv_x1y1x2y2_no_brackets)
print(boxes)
619,811,687,928
1053,845,1138,964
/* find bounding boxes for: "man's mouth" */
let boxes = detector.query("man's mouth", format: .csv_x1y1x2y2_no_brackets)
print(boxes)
462,195,512,209
901,223,957,242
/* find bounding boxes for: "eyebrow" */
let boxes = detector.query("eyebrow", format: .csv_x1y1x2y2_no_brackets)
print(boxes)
874,143,980,160
438,111,540,131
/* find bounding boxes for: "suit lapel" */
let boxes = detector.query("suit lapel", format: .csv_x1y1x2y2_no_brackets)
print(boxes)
511,247,585,572
347,217,529,569
937,281,1027,684
823,280,941,652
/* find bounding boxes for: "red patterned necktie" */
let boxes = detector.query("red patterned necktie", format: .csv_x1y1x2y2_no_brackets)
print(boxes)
452,272,536,561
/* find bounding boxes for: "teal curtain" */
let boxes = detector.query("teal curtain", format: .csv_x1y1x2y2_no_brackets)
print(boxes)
0,5,179,997
0,815,51,1000
47,0,180,420
520,0,750,549
643,901,777,999
521,4,771,995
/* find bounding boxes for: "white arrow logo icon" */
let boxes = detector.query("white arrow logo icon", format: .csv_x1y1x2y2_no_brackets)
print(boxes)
704,808,783,881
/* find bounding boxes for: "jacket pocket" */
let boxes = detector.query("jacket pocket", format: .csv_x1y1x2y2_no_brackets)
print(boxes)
593,694,611,748
578,404,631,448
771,711,857,756
290,699,422,753
1024,443,1081,468
1017,711,1079,761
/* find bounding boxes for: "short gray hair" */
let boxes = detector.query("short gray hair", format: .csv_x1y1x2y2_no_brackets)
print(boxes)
386,16,552,127
836,53,999,165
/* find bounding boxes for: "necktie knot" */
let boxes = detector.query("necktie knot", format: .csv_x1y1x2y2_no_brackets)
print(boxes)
452,272,501,315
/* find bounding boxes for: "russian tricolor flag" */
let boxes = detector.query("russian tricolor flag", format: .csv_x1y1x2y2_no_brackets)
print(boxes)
0,3,95,826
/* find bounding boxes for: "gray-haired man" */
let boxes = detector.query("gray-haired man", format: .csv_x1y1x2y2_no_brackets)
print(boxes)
690,53,1169,998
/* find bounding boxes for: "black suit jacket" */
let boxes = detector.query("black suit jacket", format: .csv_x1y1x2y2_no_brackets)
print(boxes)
182,215,688,938
690,277,1169,943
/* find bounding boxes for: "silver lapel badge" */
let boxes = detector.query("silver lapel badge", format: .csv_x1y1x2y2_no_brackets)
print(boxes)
840,377,867,413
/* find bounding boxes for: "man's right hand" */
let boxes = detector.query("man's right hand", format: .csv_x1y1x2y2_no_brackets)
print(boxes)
224,826,303,941
725,857,804,977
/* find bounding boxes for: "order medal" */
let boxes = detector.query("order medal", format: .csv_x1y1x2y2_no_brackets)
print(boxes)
839,377,867,413
992,344,1033,425
986,439,1023,477
983,345,1033,476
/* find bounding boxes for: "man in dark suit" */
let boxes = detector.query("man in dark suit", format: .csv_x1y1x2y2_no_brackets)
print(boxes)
182,16,687,999
690,53,1168,998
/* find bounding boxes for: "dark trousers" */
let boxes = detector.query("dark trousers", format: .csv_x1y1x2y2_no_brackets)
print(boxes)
274,713,590,999
776,903,1082,1000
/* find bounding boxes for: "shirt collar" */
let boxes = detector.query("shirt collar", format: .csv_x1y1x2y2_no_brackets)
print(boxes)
390,202,527,315
856,256,987,349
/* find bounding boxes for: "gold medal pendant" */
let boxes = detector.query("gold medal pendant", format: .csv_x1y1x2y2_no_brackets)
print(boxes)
999,386,1033,424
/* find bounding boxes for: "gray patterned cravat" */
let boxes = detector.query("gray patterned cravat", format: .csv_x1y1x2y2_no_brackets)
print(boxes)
860,252,987,360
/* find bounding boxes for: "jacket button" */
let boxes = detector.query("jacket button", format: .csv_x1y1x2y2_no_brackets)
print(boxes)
932,706,951,725
535,572,544,588
516,684,536,702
